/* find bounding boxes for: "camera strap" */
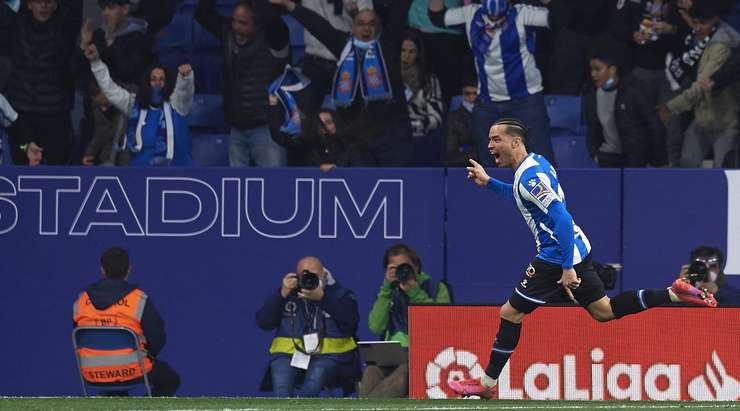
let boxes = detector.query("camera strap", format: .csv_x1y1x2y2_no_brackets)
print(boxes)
289,301,324,356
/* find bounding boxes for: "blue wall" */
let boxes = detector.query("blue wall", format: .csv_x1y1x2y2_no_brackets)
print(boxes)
0,166,737,396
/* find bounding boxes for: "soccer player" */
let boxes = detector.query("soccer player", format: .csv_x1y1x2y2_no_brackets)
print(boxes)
450,118,717,399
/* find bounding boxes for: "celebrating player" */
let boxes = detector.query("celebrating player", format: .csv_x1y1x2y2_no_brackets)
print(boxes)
450,118,717,399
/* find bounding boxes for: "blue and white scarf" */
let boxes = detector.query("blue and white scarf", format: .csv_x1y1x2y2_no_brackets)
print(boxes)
332,38,393,108
470,0,510,67
268,65,311,136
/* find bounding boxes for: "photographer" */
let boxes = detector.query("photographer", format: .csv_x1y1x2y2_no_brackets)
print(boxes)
255,256,360,397
361,244,451,398
680,246,740,307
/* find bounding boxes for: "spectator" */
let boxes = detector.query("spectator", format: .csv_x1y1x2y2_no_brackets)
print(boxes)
361,244,451,398
72,246,180,396
256,256,360,397
703,45,740,167
662,2,740,168
428,0,556,166
195,0,290,167
445,78,478,167
401,31,444,165
584,50,666,167
267,64,371,168
407,0,467,105
610,0,688,109
81,81,129,166
269,0,415,167
541,0,616,95
1,0,83,165
0,91,18,165
680,246,740,306
296,0,372,116
79,0,154,86
85,44,194,166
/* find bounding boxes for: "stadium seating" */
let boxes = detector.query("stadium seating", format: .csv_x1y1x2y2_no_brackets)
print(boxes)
189,94,227,130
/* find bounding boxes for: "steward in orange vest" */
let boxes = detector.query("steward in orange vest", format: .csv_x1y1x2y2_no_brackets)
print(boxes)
72,246,180,396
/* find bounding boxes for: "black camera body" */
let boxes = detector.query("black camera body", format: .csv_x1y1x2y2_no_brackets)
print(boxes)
297,270,320,291
395,263,416,283
686,260,709,285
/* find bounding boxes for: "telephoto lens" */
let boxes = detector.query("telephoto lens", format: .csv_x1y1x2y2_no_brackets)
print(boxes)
395,263,416,283
298,270,320,290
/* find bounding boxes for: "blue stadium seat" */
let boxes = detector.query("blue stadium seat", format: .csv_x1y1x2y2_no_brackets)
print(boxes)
191,132,231,166
545,95,581,132
552,135,596,168
189,94,226,129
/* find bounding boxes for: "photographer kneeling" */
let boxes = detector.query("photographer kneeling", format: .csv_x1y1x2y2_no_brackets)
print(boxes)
256,256,359,397
361,244,451,397
680,246,740,307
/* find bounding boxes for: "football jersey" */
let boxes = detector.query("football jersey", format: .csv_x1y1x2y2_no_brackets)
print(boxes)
510,153,591,266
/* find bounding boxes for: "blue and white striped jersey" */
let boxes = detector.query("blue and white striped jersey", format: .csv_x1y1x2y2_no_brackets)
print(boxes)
443,4,547,102
488,153,591,268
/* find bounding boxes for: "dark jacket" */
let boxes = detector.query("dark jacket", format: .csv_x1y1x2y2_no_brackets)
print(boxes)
583,76,666,167
268,104,372,166
1,0,83,115
289,0,411,146
255,282,359,337
91,17,153,86
131,0,177,35
445,106,476,167
195,0,289,130
711,46,740,91
609,0,688,71
79,278,166,357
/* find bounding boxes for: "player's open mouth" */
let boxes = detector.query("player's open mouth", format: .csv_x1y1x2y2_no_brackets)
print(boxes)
491,151,500,162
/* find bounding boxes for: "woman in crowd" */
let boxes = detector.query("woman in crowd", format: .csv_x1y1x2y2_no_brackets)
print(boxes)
83,43,194,166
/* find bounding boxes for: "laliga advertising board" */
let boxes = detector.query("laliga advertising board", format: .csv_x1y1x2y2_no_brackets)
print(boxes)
409,306,740,401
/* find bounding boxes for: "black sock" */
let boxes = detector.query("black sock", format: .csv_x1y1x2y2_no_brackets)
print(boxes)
485,318,522,379
610,289,671,319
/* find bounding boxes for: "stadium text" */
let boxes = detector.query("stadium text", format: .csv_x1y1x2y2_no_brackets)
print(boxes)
0,176,403,238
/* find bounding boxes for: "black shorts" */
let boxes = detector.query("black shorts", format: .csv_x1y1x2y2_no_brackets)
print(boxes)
508,255,606,314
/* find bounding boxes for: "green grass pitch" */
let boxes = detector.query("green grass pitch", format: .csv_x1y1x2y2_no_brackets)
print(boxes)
1,398,739,411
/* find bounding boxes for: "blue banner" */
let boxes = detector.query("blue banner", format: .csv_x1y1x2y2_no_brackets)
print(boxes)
0,167,445,396
0,166,737,396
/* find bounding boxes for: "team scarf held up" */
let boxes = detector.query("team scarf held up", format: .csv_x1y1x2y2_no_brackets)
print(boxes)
665,25,719,91
470,0,511,65
332,38,393,107
268,65,311,136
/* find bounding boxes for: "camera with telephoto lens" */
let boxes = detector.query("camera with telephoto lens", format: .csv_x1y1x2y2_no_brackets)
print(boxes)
395,263,416,283
686,260,709,286
297,270,320,291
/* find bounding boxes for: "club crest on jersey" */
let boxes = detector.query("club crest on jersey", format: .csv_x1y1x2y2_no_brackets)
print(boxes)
526,264,536,278
528,180,557,208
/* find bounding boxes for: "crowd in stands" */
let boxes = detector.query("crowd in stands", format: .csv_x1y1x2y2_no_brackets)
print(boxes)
1,0,739,168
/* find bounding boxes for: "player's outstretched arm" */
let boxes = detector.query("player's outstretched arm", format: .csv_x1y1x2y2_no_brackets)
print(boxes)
468,159,514,201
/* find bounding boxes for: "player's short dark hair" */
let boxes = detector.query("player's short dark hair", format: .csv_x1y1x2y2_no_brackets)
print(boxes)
494,118,528,141
690,246,724,267
383,243,422,273
101,246,130,279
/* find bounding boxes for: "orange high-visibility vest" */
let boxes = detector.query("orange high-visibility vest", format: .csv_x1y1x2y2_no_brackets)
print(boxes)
72,289,153,383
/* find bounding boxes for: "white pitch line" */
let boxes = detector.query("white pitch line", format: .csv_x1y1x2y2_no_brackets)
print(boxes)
165,406,739,411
